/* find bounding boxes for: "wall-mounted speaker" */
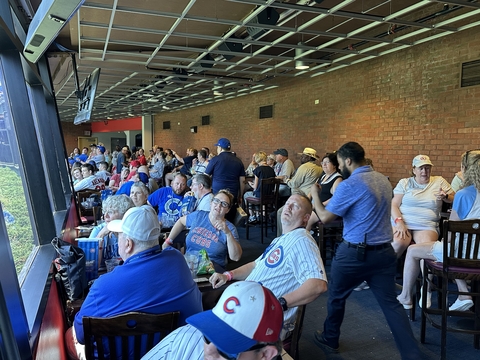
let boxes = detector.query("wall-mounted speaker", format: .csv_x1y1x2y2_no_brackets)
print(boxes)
201,115,210,126
163,121,171,130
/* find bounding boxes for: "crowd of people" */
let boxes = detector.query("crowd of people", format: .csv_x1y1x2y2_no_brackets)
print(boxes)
66,137,479,360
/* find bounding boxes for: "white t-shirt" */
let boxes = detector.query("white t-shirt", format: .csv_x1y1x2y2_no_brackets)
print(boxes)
74,175,106,192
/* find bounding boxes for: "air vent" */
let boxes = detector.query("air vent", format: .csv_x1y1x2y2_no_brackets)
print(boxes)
202,115,210,125
259,105,273,119
461,59,480,87
163,121,170,130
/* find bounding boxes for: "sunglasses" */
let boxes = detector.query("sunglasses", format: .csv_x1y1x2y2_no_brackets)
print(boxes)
203,336,269,360
212,197,230,208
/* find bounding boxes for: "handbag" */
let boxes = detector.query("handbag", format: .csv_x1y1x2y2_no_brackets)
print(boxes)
234,206,248,227
51,237,87,302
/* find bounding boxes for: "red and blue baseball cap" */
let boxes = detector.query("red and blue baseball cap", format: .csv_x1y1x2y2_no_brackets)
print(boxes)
186,281,283,357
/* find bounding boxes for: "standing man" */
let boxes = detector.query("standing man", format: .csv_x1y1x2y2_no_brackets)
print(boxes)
205,138,245,222
116,146,129,174
311,142,421,359
209,193,327,338
273,148,295,182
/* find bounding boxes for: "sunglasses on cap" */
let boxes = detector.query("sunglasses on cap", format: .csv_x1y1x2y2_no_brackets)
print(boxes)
203,336,269,360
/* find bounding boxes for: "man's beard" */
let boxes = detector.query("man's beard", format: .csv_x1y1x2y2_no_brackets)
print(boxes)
341,167,351,179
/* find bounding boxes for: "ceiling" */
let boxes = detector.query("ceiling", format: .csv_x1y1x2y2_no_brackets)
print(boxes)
35,0,480,122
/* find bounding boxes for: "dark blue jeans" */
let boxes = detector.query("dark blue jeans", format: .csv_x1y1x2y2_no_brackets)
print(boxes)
323,241,421,360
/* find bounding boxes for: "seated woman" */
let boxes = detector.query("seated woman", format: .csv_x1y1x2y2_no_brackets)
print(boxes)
397,150,480,312
89,195,135,266
129,182,150,207
243,151,276,223
163,190,242,271
308,153,343,231
392,154,455,257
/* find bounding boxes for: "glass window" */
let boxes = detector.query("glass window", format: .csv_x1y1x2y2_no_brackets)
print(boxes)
0,72,36,284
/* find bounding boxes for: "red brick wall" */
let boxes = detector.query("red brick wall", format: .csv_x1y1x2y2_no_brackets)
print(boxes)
61,122,91,154
153,29,480,187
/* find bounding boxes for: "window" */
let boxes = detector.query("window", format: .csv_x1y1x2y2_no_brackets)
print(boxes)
0,73,36,284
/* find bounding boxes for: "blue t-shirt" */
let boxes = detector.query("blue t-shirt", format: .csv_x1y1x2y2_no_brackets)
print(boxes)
185,211,239,268
205,152,246,196
148,187,188,222
180,155,196,176
453,184,477,219
326,165,393,245
74,247,203,346
115,181,134,196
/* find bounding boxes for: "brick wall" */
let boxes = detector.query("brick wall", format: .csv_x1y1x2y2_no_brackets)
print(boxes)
61,122,92,154
152,29,480,187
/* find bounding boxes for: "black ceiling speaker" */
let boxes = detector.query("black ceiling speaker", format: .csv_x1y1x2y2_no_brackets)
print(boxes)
247,8,279,39
218,36,244,60
172,68,188,82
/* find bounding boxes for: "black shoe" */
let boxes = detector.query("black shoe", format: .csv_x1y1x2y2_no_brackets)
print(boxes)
314,331,339,353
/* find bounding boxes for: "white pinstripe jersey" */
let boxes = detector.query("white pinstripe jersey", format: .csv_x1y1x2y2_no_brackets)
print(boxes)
246,228,327,333
141,324,203,360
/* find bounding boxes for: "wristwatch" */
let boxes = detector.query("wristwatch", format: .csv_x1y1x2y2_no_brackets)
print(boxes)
278,297,288,311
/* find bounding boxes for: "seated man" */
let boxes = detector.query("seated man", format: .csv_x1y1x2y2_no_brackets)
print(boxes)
148,173,192,226
190,173,213,212
95,161,111,183
74,163,106,192
165,148,197,186
210,193,327,338
142,281,283,360
66,206,203,360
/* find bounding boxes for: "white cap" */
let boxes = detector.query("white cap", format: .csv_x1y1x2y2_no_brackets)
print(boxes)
412,155,433,167
107,206,160,241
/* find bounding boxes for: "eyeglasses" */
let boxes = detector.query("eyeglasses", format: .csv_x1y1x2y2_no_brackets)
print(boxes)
203,336,269,360
212,197,230,208
321,161,331,166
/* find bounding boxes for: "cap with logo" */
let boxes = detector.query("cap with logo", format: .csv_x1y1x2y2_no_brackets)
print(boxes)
186,281,282,357
412,155,433,168
214,138,231,149
107,206,160,242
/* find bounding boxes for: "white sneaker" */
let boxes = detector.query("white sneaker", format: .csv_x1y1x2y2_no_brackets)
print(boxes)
353,281,370,291
449,298,473,312
419,287,432,309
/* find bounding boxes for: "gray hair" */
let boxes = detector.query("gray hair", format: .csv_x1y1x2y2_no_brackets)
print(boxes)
102,195,135,215
193,173,212,189
131,181,150,196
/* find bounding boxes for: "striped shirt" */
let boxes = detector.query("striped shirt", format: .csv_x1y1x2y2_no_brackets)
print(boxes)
246,228,327,334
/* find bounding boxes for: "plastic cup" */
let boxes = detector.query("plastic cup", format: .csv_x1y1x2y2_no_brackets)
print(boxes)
105,258,121,272
185,254,199,277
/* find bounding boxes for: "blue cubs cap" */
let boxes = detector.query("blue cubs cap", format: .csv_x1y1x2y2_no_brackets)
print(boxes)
214,138,231,149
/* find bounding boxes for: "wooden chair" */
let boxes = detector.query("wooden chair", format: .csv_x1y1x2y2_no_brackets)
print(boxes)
245,177,282,244
83,311,179,360
314,219,343,263
76,190,102,225
282,304,306,359
420,220,480,359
